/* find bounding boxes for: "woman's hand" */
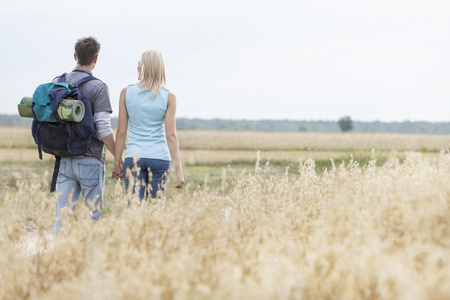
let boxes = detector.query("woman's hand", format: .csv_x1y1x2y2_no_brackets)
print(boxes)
112,170,122,180
112,158,124,180
174,174,185,189
112,168,123,180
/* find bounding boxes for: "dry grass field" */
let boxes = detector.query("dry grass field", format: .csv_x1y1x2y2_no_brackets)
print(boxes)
3,127,450,152
177,130,450,152
1,127,450,299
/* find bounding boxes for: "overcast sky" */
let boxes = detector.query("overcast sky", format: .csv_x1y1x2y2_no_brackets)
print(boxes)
1,0,450,122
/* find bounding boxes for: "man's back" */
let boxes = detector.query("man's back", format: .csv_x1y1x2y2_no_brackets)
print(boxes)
63,66,112,163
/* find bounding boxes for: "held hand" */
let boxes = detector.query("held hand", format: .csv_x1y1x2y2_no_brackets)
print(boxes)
112,170,123,180
112,157,124,180
112,165,123,180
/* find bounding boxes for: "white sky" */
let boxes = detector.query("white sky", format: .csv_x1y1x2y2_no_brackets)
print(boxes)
1,0,450,122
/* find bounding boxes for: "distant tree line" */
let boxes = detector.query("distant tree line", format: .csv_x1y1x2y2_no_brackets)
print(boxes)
0,114,33,126
2,114,450,134
175,118,450,134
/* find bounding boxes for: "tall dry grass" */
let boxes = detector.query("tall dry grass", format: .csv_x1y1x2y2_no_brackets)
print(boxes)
3,127,450,152
0,127,35,149
178,130,450,151
1,151,450,299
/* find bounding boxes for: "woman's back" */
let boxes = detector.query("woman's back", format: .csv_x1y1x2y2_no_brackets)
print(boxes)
125,84,170,160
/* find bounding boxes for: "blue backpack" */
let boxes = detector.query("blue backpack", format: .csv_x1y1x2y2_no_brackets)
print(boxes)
31,73,96,192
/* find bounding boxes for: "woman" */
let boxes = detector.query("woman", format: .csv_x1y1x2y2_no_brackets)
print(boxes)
113,50,184,200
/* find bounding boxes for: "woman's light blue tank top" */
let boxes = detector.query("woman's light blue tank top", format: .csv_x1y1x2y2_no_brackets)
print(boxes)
124,84,170,161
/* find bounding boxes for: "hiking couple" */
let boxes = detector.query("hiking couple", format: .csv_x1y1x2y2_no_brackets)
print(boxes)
52,36,184,234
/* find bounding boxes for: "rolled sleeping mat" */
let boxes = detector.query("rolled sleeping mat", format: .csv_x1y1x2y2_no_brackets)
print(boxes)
17,97,33,118
57,98,85,122
18,97,85,122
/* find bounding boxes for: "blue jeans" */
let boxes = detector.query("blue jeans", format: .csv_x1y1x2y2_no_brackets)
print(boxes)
55,157,105,234
123,157,170,201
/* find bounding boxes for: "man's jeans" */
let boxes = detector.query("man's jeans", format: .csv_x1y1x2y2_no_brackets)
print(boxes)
55,156,105,234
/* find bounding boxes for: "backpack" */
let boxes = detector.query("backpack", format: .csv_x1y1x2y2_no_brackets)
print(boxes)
31,73,97,192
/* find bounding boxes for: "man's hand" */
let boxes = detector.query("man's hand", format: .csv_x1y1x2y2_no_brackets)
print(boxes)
112,157,124,180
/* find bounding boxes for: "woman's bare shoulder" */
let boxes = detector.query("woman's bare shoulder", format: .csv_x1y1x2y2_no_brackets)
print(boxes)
168,91,176,101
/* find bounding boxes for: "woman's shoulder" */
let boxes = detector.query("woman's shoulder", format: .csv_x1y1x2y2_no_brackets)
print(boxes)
124,84,142,95
167,91,176,105
160,87,169,93
160,87,171,100
119,86,128,97
127,84,139,89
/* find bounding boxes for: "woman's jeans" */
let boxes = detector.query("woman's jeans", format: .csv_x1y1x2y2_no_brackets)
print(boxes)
122,157,170,201
55,156,105,234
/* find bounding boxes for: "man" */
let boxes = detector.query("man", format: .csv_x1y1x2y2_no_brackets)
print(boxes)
55,36,117,234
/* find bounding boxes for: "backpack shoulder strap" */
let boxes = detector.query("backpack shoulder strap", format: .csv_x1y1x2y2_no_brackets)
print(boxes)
57,73,96,87
73,76,97,87
57,73,67,83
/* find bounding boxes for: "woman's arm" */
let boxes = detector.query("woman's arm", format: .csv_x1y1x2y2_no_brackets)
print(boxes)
113,87,128,179
165,92,185,188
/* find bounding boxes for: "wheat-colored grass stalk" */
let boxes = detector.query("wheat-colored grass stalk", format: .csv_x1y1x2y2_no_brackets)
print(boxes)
1,151,450,299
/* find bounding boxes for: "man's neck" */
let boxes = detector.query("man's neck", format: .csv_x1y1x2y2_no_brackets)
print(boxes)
77,63,95,71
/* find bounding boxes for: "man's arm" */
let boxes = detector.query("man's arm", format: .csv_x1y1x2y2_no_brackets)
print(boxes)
101,133,115,157
94,111,115,156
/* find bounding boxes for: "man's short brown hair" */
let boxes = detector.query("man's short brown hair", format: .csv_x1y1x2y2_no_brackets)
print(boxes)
74,36,101,66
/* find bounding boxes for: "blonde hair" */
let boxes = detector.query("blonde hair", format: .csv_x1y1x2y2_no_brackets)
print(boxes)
138,50,166,98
